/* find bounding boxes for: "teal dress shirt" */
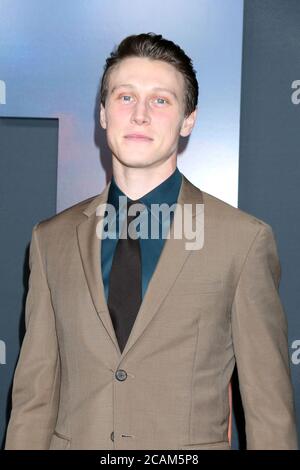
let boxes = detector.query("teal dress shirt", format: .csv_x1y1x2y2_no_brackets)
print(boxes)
101,167,182,301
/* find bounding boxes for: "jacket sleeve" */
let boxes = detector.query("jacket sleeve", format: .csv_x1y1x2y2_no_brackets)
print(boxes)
5,223,60,449
231,223,298,449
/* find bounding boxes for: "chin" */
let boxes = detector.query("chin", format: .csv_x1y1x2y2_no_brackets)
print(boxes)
116,154,159,168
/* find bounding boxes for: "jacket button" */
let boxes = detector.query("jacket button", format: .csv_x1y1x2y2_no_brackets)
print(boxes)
110,431,114,442
115,369,127,381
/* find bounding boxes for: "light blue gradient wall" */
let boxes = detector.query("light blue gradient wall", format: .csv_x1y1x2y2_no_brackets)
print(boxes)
0,0,243,211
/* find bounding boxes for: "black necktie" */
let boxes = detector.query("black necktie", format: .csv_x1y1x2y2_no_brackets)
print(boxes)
107,199,143,353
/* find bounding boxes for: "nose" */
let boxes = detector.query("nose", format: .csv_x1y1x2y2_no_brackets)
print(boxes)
130,99,151,126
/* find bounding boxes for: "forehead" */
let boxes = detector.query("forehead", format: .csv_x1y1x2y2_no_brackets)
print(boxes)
107,57,185,96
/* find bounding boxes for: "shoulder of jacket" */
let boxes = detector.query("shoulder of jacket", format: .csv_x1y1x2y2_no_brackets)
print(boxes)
201,190,272,233
33,193,100,234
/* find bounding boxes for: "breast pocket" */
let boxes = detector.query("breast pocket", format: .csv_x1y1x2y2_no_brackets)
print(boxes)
172,277,223,295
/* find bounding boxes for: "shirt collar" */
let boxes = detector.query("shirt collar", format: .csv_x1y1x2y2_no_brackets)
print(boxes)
107,167,182,215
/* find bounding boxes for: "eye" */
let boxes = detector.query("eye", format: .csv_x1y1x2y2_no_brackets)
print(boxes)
154,97,168,105
120,95,133,103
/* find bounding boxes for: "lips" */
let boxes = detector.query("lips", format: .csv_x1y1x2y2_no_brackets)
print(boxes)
124,134,153,141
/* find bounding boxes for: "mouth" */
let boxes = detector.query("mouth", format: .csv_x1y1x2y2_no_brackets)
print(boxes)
124,134,153,142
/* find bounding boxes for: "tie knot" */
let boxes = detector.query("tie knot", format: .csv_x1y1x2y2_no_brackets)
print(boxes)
127,199,145,221
118,199,146,240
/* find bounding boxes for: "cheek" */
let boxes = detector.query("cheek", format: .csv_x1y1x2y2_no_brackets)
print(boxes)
107,105,129,126
154,108,178,124
154,113,180,138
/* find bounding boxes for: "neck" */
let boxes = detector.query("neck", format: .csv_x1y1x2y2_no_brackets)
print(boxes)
111,156,177,200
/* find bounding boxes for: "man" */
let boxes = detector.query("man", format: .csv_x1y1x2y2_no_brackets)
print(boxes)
5,33,298,450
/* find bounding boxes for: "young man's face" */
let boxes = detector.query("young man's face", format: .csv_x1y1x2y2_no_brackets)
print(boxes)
100,57,196,169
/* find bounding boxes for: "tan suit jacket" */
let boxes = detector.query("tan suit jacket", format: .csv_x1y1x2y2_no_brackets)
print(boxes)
5,175,298,450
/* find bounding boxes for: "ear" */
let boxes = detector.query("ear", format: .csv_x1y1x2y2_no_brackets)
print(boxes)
179,108,197,137
100,103,107,129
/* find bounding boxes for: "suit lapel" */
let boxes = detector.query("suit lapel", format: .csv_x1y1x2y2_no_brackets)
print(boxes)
76,181,122,354
76,175,203,361
120,175,203,359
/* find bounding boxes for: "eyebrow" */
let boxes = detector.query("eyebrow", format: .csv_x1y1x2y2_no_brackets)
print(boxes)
110,84,178,101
